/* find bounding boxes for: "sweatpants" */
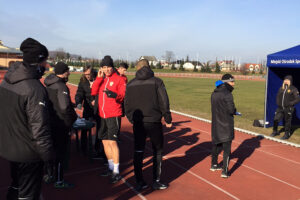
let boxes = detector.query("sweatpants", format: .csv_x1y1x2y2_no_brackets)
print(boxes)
211,141,232,172
133,122,164,183
7,161,44,200
273,107,294,134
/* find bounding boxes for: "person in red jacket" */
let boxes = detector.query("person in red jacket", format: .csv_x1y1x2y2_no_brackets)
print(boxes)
91,55,126,183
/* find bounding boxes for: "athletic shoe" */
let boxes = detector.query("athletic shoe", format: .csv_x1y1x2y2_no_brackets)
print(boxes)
111,173,122,184
270,131,279,137
210,164,222,171
100,169,112,177
221,171,230,178
54,181,75,189
152,181,168,190
280,133,290,140
43,175,55,184
135,181,148,192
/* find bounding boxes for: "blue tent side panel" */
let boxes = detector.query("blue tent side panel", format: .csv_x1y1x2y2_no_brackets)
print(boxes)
267,45,300,68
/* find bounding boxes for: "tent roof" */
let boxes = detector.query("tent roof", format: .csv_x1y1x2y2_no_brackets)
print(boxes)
267,45,300,68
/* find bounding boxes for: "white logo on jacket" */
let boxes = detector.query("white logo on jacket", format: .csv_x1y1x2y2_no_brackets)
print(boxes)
39,101,46,106
109,82,114,87
63,91,68,95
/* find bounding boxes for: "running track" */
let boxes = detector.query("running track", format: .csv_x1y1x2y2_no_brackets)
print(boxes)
0,79,300,199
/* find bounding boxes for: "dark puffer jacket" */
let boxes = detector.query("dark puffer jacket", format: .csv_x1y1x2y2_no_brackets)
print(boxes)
211,83,236,144
125,66,172,124
44,74,77,136
0,62,53,162
276,76,300,108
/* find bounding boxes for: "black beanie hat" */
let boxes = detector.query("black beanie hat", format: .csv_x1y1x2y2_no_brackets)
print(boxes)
20,38,48,64
100,55,114,68
222,73,235,82
284,75,293,84
55,62,69,75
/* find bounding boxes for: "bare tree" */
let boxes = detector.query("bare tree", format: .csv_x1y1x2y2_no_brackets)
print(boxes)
164,51,175,63
55,48,66,61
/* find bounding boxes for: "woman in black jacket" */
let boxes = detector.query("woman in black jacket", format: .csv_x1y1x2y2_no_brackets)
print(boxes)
75,66,96,154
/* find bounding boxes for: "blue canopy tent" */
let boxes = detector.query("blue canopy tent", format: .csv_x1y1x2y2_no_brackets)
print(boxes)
265,45,300,128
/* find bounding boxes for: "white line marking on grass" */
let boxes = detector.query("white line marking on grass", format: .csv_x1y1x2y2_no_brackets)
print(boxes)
171,110,300,148
121,178,147,200
121,133,240,199
167,133,300,191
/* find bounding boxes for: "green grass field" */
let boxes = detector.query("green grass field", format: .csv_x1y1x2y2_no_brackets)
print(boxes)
66,72,300,144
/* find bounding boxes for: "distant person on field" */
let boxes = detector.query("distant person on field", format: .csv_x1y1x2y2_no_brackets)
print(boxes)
125,59,172,191
271,75,300,140
0,38,53,200
211,74,238,178
44,62,77,189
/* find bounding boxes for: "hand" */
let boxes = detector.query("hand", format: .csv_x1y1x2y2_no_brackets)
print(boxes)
103,89,117,98
76,104,82,110
91,100,95,106
166,123,172,128
98,69,104,78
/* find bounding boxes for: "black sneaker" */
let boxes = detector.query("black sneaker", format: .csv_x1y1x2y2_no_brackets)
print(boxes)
280,133,290,140
43,175,55,184
270,131,279,137
54,181,75,189
152,181,168,190
210,164,222,171
100,169,112,177
111,173,122,184
135,181,148,192
221,171,230,178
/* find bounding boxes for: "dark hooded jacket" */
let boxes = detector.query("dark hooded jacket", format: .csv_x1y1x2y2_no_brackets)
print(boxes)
276,76,300,108
44,74,77,136
125,66,172,124
0,62,53,162
211,83,236,144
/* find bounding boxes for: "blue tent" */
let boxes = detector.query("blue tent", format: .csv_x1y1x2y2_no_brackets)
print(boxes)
265,45,300,127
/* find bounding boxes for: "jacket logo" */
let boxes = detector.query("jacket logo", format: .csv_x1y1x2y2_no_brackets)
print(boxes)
63,91,68,95
110,82,114,87
39,101,46,106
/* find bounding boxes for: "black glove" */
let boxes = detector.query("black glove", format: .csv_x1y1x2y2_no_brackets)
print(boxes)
103,89,117,98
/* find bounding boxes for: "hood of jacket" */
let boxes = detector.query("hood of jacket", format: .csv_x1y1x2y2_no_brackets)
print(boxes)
214,83,234,93
136,66,154,80
4,62,39,84
44,73,64,86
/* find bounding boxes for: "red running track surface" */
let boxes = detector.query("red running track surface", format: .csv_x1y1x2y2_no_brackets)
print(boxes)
0,81,300,199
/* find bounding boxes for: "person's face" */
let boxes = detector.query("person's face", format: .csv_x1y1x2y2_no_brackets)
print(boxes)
84,68,92,80
227,81,235,87
102,66,113,76
63,70,70,81
284,79,291,86
118,67,127,76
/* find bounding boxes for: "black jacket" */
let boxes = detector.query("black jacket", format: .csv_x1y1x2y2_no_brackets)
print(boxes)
211,83,236,144
75,78,95,119
0,62,53,162
276,85,300,108
125,66,172,124
44,74,77,135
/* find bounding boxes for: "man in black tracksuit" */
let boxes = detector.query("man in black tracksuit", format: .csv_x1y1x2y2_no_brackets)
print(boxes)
211,74,237,178
44,62,77,188
125,59,172,191
0,38,53,200
271,75,300,140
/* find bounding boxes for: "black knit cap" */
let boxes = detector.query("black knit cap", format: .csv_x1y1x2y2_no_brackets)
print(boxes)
100,55,114,68
222,73,235,82
284,75,293,83
20,38,48,64
55,62,69,75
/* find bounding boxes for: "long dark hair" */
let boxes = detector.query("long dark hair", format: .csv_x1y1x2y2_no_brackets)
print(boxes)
80,65,93,82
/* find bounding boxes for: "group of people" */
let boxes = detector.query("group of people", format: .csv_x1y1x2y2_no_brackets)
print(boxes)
0,38,172,199
1,37,300,199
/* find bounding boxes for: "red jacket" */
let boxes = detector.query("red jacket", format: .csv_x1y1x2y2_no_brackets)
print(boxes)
91,72,126,118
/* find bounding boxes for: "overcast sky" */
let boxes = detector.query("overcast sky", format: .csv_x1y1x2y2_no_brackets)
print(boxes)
1,0,300,63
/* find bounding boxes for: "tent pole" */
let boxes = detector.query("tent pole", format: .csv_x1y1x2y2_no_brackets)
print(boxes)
263,67,269,128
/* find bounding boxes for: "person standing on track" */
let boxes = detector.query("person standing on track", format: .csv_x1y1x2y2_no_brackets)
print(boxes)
0,38,53,200
91,55,126,184
211,73,237,178
125,59,172,191
271,75,300,140
44,62,77,188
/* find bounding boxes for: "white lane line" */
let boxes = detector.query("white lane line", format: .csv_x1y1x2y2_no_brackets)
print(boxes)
121,178,147,200
122,133,239,199
176,121,300,166
166,132,300,191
